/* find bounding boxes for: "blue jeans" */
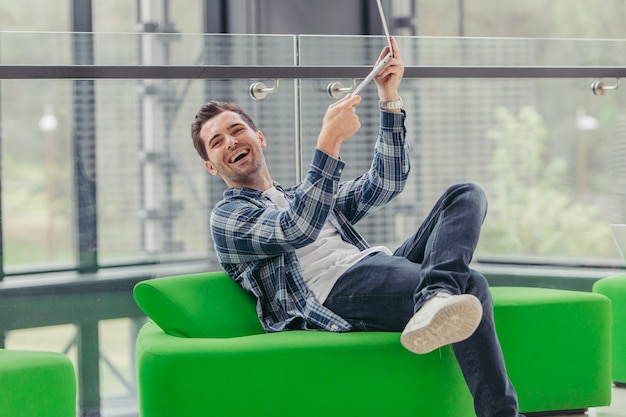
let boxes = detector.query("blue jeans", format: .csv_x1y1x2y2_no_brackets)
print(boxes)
323,183,521,417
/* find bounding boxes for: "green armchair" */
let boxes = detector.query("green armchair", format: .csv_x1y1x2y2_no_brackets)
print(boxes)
134,271,474,417
134,271,611,417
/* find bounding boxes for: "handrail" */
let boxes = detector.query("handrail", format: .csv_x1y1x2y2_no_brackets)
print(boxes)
1,65,626,79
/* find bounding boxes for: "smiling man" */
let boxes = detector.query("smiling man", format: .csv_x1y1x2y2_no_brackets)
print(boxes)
201,109,272,190
190,38,523,417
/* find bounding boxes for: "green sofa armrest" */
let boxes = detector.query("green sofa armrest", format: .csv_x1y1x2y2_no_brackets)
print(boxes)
133,271,264,338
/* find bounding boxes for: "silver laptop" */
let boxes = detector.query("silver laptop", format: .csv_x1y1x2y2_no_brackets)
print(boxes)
610,224,626,263
352,0,394,95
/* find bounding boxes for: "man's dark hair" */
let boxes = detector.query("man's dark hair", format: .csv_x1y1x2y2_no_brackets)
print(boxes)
191,101,258,161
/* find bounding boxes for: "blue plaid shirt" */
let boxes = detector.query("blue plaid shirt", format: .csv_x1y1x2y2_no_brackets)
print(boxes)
210,110,409,332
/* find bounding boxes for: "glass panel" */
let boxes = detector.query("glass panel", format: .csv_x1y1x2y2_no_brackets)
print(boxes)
299,34,626,67
298,35,626,265
399,76,625,263
1,79,75,270
302,75,625,264
0,32,296,66
0,33,299,271
96,78,298,266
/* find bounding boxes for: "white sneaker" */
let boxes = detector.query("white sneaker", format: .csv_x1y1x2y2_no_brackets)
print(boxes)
400,292,482,354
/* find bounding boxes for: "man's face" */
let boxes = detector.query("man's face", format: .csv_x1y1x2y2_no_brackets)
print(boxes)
200,111,267,188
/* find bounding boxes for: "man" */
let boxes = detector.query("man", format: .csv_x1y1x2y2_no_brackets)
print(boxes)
191,38,522,417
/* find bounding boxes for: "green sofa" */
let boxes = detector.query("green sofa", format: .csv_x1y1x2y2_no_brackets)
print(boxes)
0,349,76,417
593,274,626,384
134,271,611,417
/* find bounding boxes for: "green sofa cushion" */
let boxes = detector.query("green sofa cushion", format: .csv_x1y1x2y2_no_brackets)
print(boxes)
492,286,611,413
0,349,76,417
593,274,626,383
134,271,264,338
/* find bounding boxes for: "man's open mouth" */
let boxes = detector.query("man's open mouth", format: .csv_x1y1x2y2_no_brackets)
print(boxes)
230,150,249,163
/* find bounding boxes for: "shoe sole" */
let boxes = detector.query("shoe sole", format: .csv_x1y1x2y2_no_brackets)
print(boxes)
400,295,483,354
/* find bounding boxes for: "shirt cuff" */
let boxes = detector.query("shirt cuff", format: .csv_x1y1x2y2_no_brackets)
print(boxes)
380,109,406,130
311,148,345,181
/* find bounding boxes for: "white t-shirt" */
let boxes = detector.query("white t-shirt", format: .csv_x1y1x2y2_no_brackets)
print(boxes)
263,187,391,303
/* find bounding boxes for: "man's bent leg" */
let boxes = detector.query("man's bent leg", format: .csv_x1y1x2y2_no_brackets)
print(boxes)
391,183,520,416
393,183,488,310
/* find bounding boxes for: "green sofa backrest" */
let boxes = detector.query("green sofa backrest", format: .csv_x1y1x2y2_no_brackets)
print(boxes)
133,271,265,338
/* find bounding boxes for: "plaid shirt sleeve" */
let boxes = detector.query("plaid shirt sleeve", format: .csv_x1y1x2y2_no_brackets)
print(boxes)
335,110,409,224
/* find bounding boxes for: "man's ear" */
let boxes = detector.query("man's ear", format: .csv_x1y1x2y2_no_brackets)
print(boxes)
204,160,219,176
258,131,267,149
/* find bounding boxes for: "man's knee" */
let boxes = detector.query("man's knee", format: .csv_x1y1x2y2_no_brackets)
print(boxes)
446,182,488,217
467,270,493,306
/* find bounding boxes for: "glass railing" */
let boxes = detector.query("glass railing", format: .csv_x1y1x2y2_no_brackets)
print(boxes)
4,32,626,66
2,32,626,275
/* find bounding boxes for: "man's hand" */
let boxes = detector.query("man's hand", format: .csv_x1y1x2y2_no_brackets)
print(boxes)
375,37,404,105
316,94,362,158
